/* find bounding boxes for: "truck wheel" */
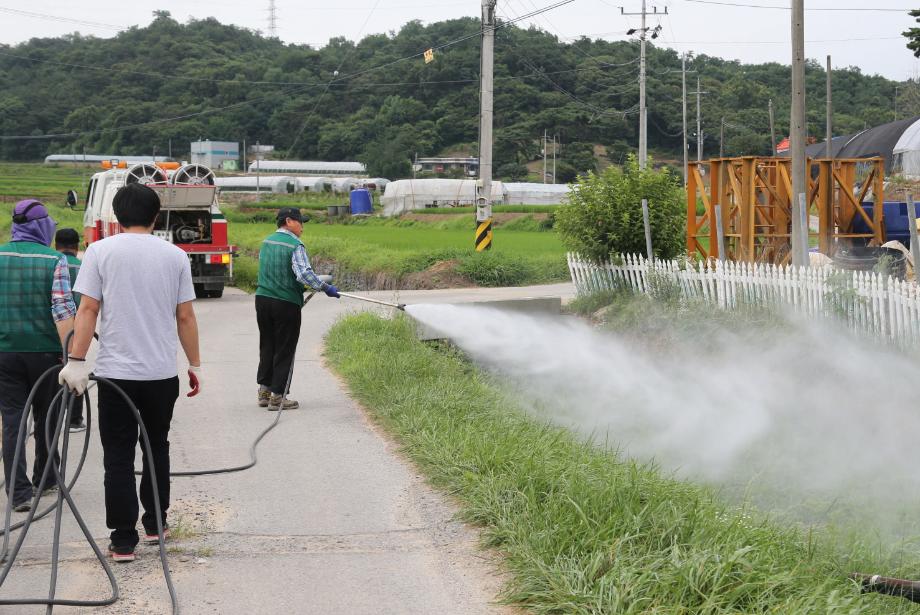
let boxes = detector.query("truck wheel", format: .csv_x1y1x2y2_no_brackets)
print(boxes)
194,283,206,299
206,285,224,299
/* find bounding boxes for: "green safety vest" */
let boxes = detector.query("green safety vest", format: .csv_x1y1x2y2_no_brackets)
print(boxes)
255,231,305,306
63,252,81,308
0,241,63,353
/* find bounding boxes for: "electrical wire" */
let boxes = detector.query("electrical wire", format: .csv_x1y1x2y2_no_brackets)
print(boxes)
0,6,124,30
285,0,384,157
0,49,636,88
0,0,577,141
679,0,911,10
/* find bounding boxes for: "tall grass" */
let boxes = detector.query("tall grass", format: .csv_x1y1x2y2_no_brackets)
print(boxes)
325,313,916,614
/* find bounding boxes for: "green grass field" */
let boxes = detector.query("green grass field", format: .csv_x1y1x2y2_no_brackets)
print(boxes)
0,163,93,203
0,163,569,289
326,312,920,614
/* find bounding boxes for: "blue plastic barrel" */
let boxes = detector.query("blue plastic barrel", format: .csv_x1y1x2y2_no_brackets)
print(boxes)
853,201,918,247
350,189,373,215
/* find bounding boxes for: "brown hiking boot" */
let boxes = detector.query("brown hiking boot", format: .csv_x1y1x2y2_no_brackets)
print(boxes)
267,394,299,411
257,387,271,407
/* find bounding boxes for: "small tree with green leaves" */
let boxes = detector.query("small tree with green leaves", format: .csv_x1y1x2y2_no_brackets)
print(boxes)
555,155,686,261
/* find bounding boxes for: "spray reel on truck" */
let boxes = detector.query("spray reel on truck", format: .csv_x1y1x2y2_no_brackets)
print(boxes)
125,163,168,186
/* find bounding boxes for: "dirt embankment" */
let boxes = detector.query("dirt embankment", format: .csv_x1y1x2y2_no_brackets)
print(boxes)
312,257,477,291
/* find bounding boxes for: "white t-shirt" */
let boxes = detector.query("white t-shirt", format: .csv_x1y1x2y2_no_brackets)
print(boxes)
74,233,196,380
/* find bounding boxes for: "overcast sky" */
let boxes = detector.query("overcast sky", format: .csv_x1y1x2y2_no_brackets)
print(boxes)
0,0,917,80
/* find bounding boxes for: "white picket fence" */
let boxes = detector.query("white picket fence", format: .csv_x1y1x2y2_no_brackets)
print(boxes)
567,252,920,346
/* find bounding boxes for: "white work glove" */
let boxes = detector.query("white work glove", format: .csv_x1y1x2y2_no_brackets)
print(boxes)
187,365,201,397
58,358,92,395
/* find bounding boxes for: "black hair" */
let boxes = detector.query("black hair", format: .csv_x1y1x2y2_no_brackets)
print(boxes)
112,183,161,228
55,228,80,248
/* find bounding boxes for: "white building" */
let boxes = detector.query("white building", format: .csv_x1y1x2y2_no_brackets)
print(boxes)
191,140,240,168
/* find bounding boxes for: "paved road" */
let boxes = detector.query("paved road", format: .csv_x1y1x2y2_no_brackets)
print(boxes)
0,282,574,614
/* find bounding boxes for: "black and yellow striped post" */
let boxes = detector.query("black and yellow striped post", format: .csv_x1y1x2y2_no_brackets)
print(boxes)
475,217,493,251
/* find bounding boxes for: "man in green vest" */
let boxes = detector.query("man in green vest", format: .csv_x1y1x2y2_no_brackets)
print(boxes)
255,207,339,411
0,199,76,512
55,228,85,432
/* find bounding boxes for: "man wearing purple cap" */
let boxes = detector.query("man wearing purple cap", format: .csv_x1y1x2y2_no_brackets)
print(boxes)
0,199,76,512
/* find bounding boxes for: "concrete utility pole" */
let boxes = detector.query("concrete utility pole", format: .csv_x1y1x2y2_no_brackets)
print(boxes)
692,76,708,161
768,99,776,156
719,117,725,158
543,129,548,184
255,140,261,195
621,2,666,170
826,55,833,159
682,53,689,184
475,0,497,252
790,0,807,267
552,135,557,183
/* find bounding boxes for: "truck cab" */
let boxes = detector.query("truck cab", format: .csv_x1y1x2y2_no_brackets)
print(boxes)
82,162,234,298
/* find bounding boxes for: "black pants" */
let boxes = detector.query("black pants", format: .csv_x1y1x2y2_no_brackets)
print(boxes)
0,352,62,506
256,295,302,395
97,376,178,549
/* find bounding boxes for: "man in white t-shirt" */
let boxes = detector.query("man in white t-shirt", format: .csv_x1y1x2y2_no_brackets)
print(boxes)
59,183,202,563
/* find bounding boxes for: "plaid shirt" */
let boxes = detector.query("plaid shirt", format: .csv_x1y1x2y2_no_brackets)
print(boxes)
51,256,77,322
277,228,328,292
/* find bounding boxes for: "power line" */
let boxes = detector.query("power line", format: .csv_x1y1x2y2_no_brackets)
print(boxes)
680,0,910,10
0,6,124,30
0,0,604,141
666,36,904,45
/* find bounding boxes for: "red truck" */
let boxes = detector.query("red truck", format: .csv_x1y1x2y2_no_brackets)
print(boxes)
81,162,234,298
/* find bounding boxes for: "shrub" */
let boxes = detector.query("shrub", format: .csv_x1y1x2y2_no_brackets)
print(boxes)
555,155,686,262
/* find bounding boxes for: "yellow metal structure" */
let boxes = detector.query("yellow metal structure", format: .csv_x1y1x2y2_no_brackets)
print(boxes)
687,156,885,264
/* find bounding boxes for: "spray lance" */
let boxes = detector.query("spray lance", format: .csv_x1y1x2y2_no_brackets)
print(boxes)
337,291,406,311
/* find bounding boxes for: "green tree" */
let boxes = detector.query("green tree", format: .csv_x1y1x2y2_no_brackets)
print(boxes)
905,10,920,57
555,155,685,261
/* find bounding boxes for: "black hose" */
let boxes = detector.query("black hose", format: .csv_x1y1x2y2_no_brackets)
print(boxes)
0,367,179,614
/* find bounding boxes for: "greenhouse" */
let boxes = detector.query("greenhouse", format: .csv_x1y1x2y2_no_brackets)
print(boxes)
804,115,920,177
381,179,504,216
502,182,571,205
215,176,297,194
248,160,367,176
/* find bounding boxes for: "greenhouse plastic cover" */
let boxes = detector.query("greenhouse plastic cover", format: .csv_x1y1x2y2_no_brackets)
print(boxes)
381,179,504,216
503,182,571,205
215,176,295,192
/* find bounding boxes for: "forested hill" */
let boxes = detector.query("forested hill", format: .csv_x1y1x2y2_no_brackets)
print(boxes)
0,11,902,179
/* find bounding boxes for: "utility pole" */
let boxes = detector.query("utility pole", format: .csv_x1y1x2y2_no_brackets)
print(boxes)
682,53,688,184
826,55,833,159
768,99,776,156
255,140,261,196
719,117,725,158
895,85,900,121
552,135,557,183
243,138,247,171
621,2,666,170
691,76,708,161
475,0,497,252
790,0,807,267
543,129,547,184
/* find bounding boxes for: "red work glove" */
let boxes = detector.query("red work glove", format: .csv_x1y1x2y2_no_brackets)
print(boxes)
187,365,201,397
